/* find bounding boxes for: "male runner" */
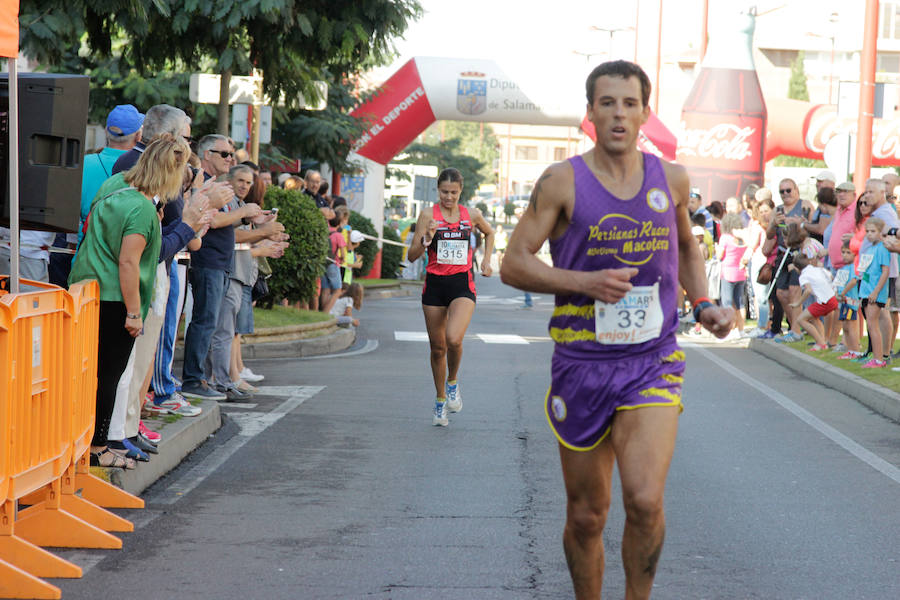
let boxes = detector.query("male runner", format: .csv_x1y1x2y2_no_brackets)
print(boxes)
501,60,732,599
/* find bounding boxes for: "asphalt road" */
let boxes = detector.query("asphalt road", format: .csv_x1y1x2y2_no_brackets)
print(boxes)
54,275,900,599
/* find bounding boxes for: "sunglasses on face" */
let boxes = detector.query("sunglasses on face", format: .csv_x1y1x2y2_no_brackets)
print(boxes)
183,135,195,144
210,149,234,159
859,200,868,206
779,188,793,195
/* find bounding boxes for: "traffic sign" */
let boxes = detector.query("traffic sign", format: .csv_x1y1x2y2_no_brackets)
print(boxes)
231,104,272,144
189,73,328,110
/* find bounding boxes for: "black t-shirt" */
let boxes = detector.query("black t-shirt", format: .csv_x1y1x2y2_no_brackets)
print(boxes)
191,172,235,271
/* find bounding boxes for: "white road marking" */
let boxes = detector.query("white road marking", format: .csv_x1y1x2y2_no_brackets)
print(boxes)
155,385,325,504
395,331,430,341
689,344,900,486
218,402,257,409
477,333,529,344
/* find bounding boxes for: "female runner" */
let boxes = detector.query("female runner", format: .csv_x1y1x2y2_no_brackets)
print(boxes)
406,168,495,426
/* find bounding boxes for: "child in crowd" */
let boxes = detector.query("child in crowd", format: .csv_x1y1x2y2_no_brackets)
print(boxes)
330,282,363,327
691,213,714,258
788,252,837,351
344,230,365,285
857,217,891,368
834,243,862,359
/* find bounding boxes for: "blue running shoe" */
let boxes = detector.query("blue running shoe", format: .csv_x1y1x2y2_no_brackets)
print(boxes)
446,382,462,413
433,400,448,426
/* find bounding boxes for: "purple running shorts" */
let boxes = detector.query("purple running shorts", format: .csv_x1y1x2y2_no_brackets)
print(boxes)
545,347,685,451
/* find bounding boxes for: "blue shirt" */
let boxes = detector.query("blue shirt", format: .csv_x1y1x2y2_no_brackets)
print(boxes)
858,242,890,303
80,147,127,244
833,264,858,300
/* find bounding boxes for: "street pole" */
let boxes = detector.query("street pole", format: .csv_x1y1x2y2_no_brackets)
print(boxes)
249,71,262,164
854,0,879,195
700,0,709,62
652,0,663,113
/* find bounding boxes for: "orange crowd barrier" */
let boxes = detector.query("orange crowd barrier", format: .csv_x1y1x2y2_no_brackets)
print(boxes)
0,278,143,599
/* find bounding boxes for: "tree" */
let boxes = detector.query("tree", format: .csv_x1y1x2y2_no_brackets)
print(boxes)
393,138,489,203
774,51,825,168
788,51,810,102
19,0,422,162
417,121,499,186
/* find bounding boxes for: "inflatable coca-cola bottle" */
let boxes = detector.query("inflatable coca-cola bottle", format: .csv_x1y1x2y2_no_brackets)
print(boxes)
676,9,767,203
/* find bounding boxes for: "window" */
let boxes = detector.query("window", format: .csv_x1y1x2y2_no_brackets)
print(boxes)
877,53,900,74
514,145,538,161
881,1,900,40
553,147,567,161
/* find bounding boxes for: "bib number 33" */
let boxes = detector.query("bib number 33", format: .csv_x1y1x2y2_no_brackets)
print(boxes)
594,283,663,344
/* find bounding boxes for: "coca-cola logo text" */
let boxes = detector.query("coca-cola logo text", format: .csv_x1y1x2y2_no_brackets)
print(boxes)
805,107,900,164
677,122,756,162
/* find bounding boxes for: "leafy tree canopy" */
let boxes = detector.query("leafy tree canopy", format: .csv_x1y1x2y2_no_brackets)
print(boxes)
18,0,422,172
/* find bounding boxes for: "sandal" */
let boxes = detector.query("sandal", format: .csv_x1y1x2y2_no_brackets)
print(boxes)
90,448,136,470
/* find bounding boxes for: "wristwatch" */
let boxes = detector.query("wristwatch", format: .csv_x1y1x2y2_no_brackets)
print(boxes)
692,300,715,323
126,312,140,320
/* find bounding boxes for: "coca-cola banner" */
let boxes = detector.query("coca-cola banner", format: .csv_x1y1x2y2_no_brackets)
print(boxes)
676,114,764,172
766,97,900,166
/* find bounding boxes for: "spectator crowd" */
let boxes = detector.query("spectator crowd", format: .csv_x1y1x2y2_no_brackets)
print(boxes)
0,103,364,471
688,168,900,370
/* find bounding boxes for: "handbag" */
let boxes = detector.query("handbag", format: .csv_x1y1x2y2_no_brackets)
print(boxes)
756,263,774,285
251,275,269,302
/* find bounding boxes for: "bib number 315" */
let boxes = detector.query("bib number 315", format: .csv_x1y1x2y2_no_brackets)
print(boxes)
594,283,663,345
437,239,468,265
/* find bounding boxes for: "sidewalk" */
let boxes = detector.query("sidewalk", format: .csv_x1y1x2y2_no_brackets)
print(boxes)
748,338,900,424
95,322,357,496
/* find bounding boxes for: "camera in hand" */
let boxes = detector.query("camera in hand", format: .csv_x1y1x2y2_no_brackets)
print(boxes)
887,227,898,237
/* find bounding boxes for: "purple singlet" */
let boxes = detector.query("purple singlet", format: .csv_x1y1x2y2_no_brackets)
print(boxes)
545,153,685,450
548,152,680,360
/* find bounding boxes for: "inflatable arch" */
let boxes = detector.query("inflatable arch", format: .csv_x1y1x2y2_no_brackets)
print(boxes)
349,56,677,165
351,56,900,169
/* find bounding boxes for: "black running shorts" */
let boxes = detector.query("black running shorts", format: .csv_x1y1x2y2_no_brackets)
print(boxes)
422,271,476,307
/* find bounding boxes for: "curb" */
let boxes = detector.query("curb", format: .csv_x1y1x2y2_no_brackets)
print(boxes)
89,401,222,497
241,326,356,359
748,338,900,423
363,281,423,299
174,320,355,360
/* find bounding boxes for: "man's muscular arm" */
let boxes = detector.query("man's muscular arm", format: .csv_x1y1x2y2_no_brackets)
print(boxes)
667,163,733,337
500,161,638,303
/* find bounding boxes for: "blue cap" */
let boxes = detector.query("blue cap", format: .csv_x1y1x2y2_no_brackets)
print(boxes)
106,104,145,137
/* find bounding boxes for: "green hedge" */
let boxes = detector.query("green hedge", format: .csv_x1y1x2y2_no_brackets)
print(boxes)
381,224,403,279
265,187,329,303
349,211,377,277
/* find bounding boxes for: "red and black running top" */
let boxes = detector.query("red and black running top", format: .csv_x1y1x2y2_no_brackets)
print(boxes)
425,203,474,276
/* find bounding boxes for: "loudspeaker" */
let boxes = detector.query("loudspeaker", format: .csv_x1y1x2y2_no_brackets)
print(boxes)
0,73,90,232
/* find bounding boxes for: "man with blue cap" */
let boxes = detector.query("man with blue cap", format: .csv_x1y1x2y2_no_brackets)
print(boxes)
48,105,145,286
80,104,144,238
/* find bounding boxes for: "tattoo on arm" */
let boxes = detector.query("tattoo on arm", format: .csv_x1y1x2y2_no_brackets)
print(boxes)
529,173,552,213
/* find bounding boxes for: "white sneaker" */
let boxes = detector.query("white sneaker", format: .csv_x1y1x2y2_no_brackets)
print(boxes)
433,401,449,426
239,367,264,382
446,382,462,413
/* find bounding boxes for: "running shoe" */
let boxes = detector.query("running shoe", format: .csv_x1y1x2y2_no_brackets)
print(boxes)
851,353,872,364
861,358,887,369
808,344,828,352
153,393,202,417
831,343,848,354
215,384,252,402
759,331,776,339
138,420,161,443
239,367,264,383
181,382,226,401
775,331,803,344
837,351,862,360
446,382,462,413
433,400,449,427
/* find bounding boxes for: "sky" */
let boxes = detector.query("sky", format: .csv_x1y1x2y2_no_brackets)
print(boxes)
371,0,768,83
